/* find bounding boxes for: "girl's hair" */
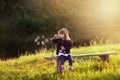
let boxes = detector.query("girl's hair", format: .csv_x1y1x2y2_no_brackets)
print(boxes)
58,28,71,40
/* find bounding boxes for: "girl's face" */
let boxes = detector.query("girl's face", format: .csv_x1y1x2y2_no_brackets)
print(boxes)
58,33,65,39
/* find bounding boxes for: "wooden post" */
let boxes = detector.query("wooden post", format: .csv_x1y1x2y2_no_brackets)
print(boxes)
99,55,109,62
56,57,61,73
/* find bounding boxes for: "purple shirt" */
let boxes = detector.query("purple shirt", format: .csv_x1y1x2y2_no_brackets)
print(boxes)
51,38,72,55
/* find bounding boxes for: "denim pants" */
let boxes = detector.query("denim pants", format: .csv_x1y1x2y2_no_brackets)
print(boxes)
59,54,73,66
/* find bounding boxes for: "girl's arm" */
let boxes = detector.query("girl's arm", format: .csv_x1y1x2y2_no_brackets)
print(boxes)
50,34,59,43
65,40,72,53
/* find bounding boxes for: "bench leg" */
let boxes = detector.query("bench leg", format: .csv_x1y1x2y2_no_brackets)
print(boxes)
57,58,61,73
99,55,109,62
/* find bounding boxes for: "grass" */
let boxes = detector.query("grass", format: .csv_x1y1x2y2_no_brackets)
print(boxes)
0,44,120,80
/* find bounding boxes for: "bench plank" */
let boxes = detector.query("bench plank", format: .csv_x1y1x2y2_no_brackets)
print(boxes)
44,52,117,60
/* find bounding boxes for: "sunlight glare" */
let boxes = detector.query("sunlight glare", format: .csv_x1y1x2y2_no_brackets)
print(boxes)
98,0,119,20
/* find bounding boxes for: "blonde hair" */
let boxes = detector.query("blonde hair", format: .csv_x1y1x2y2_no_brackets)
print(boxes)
58,28,71,40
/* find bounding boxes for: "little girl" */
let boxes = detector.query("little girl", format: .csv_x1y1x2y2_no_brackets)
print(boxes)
51,28,73,72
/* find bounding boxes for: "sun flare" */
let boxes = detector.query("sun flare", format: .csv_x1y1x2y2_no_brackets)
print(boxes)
98,0,119,20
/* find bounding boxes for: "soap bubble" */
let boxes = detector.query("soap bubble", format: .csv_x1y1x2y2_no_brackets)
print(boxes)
41,41,45,46
37,42,40,45
34,38,38,43
42,35,45,39
37,36,40,39
34,36,40,43
45,39,49,43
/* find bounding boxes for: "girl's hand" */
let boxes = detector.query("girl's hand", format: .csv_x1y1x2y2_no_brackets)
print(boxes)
54,34,59,39
61,46,65,51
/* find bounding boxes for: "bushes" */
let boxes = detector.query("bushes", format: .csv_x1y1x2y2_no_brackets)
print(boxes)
0,0,69,58
0,0,120,58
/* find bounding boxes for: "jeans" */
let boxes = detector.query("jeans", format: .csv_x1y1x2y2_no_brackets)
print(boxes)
59,54,73,66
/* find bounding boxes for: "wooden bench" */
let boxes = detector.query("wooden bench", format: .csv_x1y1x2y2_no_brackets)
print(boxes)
44,52,117,73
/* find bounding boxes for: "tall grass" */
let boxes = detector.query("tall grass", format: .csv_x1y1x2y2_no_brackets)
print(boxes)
0,44,120,80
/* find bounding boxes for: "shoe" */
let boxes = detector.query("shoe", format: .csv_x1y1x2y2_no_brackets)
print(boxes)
61,65,65,72
69,67,74,72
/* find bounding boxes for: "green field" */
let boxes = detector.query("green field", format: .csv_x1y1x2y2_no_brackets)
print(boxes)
0,44,120,80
